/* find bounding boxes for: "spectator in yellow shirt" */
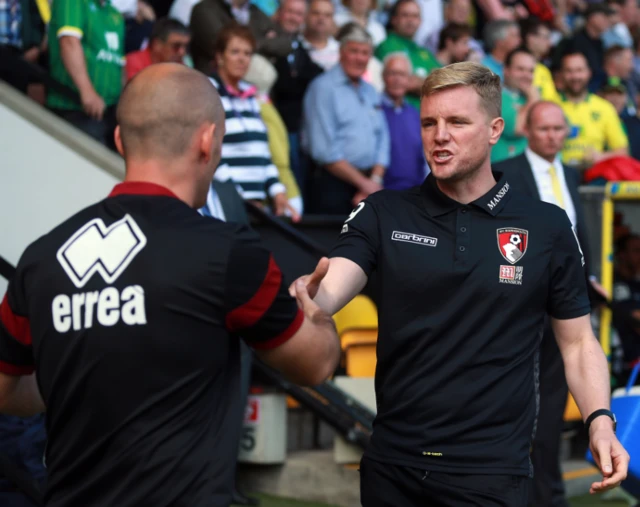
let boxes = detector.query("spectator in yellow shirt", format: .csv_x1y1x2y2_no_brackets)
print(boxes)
520,17,560,103
558,51,629,169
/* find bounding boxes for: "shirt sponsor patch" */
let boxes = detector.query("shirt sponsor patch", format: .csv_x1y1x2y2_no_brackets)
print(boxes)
391,231,438,247
499,265,523,285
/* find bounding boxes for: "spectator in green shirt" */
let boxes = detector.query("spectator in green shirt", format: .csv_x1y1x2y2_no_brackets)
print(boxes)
375,0,441,109
47,0,125,147
492,48,539,163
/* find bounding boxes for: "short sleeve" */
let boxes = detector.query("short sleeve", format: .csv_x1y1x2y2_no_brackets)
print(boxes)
329,198,381,276
546,211,591,319
54,0,86,38
224,226,303,350
0,259,35,376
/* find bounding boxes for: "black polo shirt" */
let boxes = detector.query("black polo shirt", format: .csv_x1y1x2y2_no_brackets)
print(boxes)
330,172,590,476
0,182,303,507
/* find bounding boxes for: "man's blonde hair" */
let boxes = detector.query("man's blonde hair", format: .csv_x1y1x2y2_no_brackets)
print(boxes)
421,62,502,119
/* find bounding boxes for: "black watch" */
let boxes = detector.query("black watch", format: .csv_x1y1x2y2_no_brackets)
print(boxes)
585,409,617,433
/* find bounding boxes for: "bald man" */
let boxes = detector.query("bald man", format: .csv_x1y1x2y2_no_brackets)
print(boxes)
494,101,594,507
0,64,340,507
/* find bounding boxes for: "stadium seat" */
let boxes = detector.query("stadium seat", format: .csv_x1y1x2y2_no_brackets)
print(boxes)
564,392,582,422
332,295,378,377
341,329,377,377
333,295,378,336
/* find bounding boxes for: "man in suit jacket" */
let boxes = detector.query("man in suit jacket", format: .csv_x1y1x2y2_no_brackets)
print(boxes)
200,180,259,506
494,101,591,507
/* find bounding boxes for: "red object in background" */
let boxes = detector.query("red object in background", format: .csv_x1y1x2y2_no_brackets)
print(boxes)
521,0,555,22
583,156,640,183
244,397,260,424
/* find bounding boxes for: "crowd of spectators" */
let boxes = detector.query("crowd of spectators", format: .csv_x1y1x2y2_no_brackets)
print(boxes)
5,0,640,218
5,0,640,220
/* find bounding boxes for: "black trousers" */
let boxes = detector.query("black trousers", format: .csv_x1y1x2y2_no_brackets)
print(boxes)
50,106,117,151
360,456,528,507
0,45,29,93
307,164,372,217
528,327,569,507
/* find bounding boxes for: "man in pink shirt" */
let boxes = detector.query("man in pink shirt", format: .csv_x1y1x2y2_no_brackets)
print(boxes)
125,18,190,82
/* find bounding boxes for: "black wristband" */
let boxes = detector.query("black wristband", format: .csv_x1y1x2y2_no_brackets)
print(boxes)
585,409,617,433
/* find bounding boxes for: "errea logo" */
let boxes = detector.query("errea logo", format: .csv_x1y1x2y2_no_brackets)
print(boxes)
53,215,148,332
391,231,438,247
57,215,146,289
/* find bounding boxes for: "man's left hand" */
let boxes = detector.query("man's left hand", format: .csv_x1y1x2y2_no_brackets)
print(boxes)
588,418,630,494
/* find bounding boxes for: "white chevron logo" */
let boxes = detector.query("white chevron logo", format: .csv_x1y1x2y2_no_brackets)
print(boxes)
56,215,147,289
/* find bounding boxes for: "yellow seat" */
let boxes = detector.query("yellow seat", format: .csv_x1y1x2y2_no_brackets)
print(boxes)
333,295,378,336
564,392,582,422
341,329,377,377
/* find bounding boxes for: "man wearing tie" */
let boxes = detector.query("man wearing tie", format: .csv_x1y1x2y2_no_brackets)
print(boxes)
494,101,591,507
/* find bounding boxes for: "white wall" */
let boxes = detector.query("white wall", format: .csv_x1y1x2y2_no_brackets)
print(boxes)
0,102,121,294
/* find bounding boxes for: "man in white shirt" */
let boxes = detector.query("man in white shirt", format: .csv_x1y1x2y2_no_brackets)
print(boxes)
494,101,594,507
303,0,340,70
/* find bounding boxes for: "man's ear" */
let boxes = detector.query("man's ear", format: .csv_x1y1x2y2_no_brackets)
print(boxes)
199,123,217,162
489,117,505,146
114,126,125,157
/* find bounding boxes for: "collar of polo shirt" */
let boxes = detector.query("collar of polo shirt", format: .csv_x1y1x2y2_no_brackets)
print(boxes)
420,171,512,217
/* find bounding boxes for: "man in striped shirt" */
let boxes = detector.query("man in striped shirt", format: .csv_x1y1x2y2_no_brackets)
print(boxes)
47,0,124,146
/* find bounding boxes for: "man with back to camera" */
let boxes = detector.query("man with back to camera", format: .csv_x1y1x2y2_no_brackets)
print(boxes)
291,62,630,506
0,63,341,507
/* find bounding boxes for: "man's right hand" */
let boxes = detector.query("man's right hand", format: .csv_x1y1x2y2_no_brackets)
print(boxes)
524,83,541,103
359,178,383,197
81,89,106,120
289,257,330,301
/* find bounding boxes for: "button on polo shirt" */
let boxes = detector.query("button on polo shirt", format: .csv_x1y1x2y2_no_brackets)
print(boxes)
330,172,590,476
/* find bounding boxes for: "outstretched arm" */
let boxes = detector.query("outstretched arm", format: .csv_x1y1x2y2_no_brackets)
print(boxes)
289,257,368,316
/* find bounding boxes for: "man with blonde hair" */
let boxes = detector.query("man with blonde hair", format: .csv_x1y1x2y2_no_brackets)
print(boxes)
291,61,629,506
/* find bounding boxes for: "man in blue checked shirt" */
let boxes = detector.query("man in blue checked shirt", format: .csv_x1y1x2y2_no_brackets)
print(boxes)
302,22,390,216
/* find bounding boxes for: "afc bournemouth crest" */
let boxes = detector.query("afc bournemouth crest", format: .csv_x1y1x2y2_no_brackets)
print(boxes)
497,228,528,264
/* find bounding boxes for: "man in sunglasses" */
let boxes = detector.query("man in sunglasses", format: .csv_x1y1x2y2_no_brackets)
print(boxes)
125,17,191,82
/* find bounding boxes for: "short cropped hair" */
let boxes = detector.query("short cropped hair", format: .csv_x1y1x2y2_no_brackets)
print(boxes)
483,20,518,52
504,46,534,68
421,62,502,118
382,51,413,72
150,18,189,43
437,23,472,51
560,50,588,69
214,24,257,55
336,21,373,47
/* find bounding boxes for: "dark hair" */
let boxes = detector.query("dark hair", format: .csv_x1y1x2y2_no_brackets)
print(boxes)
437,23,472,50
519,17,549,42
504,46,534,67
150,18,189,43
615,234,640,255
213,24,257,55
559,49,588,69
386,0,419,31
